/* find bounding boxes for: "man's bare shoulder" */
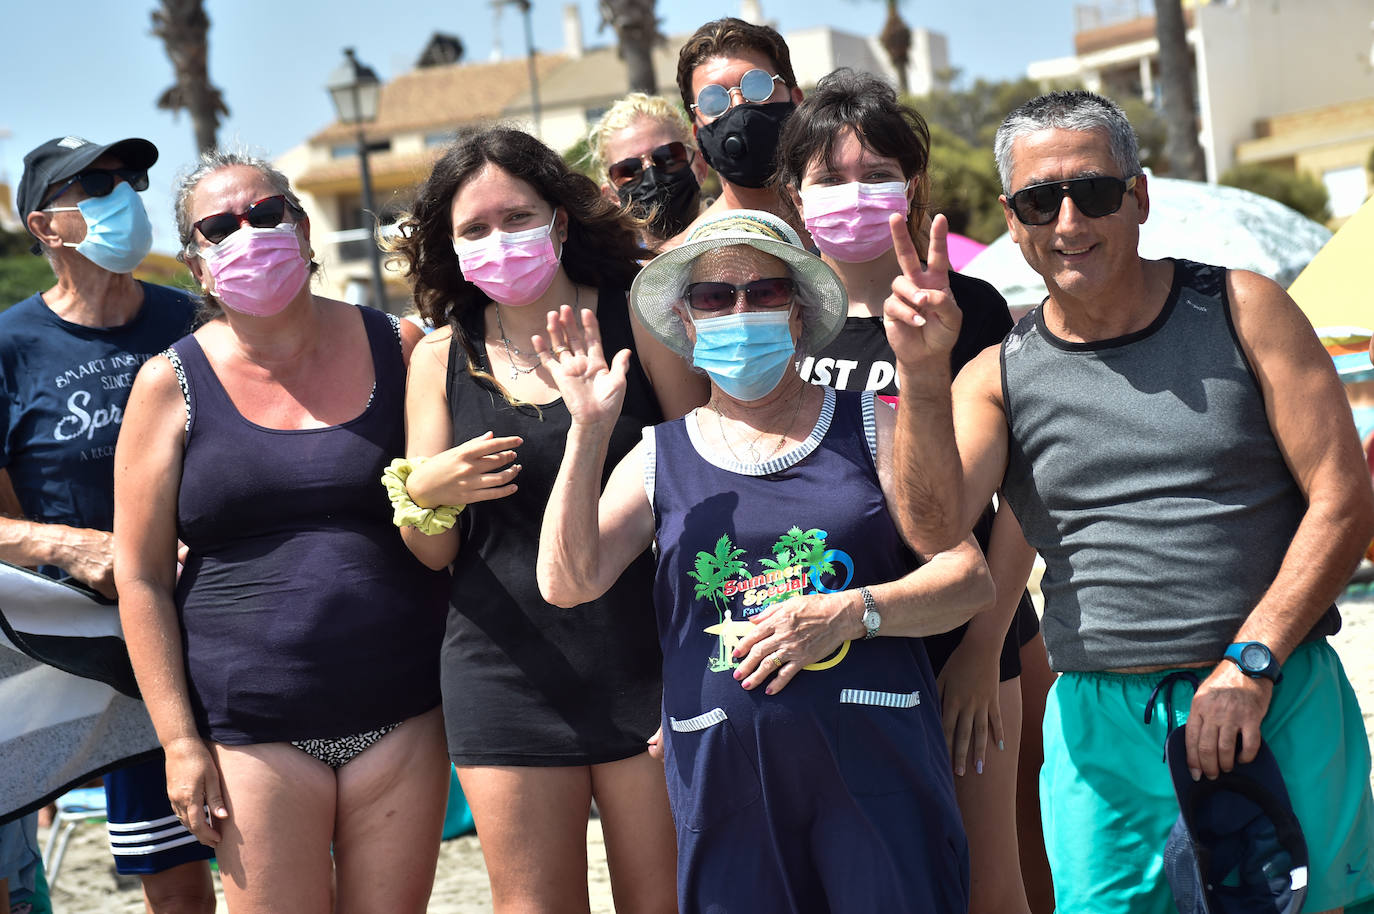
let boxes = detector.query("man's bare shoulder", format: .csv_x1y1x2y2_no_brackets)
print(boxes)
953,344,1006,408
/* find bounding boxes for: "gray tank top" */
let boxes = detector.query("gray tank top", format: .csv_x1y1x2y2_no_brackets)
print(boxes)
1000,259,1338,672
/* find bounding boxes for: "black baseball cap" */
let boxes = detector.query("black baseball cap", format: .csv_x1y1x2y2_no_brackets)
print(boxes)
16,135,158,226
1163,726,1309,914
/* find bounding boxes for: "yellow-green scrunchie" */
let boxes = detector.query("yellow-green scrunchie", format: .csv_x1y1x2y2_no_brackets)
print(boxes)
380,457,464,536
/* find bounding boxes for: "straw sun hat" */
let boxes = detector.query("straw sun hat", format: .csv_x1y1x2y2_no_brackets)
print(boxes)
629,209,848,360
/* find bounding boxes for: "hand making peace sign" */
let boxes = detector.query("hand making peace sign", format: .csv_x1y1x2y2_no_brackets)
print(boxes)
882,212,964,367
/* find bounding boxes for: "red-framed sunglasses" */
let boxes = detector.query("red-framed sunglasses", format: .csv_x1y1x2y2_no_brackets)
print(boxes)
193,195,305,244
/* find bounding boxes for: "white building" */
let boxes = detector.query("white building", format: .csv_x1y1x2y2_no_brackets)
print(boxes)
1027,0,1374,204
279,3,955,304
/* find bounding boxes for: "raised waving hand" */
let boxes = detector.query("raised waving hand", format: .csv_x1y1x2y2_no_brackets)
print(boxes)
532,305,632,430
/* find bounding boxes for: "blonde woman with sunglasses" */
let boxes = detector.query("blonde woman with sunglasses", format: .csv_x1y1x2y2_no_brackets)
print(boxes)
589,93,711,251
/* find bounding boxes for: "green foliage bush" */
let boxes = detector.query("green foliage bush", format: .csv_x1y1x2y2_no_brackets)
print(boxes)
1219,163,1331,223
0,254,55,311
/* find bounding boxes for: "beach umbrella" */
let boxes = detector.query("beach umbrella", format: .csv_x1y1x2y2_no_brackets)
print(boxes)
947,232,987,271
0,561,159,824
1288,194,1374,341
961,174,1333,316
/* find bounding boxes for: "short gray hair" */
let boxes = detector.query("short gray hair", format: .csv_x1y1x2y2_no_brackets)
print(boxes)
173,150,307,261
993,90,1140,193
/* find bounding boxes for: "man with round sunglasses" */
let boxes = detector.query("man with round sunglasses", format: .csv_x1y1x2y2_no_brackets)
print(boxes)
883,90,1374,914
668,17,805,246
2,136,214,913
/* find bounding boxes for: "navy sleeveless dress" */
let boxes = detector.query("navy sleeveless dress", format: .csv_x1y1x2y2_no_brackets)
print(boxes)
172,306,448,745
650,387,969,913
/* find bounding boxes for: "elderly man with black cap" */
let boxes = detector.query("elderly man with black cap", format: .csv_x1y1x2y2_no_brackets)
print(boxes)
0,136,214,912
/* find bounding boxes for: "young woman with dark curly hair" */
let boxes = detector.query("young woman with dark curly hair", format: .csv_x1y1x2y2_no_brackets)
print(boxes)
388,126,704,914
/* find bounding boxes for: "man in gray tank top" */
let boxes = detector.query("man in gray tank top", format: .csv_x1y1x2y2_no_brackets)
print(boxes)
881,90,1374,914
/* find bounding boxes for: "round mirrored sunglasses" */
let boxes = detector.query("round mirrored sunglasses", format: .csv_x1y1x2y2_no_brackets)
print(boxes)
691,69,784,119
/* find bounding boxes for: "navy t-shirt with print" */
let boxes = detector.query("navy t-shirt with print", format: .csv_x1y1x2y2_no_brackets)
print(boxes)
0,283,197,533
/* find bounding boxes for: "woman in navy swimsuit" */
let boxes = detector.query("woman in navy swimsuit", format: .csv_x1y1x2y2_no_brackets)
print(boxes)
115,153,450,912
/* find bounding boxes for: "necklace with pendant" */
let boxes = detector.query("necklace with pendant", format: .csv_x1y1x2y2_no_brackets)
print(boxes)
714,387,805,464
494,287,580,380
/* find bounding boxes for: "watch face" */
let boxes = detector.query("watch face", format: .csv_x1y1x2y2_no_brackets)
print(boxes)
1240,643,1270,670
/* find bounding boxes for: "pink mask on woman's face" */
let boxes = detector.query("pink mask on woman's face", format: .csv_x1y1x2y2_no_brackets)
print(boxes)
455,220,561,306
799,180,910,263
201,224,309,317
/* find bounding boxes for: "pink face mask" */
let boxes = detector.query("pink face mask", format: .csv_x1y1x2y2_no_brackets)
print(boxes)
799,180,910,263
455,220,561,306
201,224,309,317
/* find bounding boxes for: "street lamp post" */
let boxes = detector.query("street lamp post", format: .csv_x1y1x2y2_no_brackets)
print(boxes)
494,0,541,137
327,47,389,311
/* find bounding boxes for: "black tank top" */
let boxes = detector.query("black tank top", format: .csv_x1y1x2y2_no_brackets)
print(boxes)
440,287,665,765
173,306,448,744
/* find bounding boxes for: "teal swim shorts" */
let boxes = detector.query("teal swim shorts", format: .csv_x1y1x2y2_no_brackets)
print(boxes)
1041,640,1374,914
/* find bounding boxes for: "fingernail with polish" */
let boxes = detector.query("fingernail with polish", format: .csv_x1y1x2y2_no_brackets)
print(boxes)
1189,767,1201,782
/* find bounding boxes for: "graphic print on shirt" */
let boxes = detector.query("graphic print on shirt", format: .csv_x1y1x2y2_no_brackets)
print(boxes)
689,526,854,672
797,353,897,394
48,351,162,461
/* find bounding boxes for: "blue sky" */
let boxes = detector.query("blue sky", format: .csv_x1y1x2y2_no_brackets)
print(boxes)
2,0,1082,255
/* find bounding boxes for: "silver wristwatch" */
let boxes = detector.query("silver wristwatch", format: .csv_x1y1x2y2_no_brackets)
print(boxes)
859,586,880,639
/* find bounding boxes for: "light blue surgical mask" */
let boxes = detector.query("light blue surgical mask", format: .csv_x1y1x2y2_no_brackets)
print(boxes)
690,308,798,401
44,181,153,274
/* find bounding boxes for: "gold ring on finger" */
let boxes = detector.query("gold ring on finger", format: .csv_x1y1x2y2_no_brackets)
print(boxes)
767,653,784,669
553,346,571,356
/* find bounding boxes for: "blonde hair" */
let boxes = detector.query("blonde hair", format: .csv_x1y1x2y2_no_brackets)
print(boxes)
587,94,693,184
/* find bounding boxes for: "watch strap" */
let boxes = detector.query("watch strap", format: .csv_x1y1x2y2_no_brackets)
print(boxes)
1223,641,1281,682
859,586,879,639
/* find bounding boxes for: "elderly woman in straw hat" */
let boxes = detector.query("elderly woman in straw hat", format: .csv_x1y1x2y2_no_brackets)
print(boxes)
533,209,993,912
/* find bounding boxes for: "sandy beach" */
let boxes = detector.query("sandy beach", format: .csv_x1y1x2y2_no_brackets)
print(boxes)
39,585,1374,913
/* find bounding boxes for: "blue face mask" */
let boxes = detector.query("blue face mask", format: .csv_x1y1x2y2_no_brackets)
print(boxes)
45,181,154,274
690,308,798,401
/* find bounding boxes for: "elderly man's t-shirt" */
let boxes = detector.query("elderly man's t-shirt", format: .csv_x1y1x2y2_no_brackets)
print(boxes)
0,283,196,534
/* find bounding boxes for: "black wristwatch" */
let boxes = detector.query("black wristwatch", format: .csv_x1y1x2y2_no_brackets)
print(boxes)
1222,641,1281,683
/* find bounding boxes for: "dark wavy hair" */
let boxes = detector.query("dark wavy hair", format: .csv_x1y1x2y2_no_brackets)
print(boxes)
675,17,798,115
775,69,932,246
389,126,645,333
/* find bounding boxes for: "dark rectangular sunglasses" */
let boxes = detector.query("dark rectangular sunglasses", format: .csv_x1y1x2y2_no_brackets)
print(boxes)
40,168,149,210
1007,175,1139,225
684,277,796,312
608,142,693,187
193,194,304,245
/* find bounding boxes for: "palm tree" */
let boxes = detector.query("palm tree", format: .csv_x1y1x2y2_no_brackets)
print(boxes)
689,534,747,671
759,527,834,608
1154,0,1205,180
878,0,912,95
151,0,229,155
600,0,661,95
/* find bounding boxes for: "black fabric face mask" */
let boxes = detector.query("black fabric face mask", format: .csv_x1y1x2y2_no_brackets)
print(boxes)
617,165,701,240
695,101,797,189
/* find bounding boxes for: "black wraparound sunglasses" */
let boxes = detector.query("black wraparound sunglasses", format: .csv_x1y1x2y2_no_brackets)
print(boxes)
1007,175,1139,225
39,168,149,210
